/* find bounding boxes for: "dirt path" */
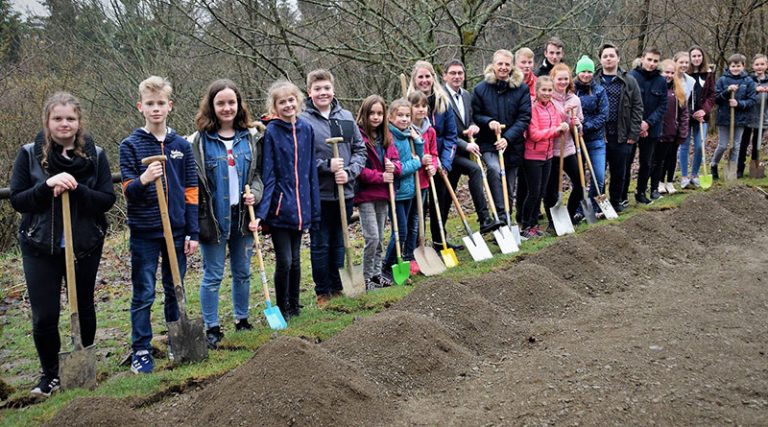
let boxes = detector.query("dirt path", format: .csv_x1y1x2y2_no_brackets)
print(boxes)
48,186,768,426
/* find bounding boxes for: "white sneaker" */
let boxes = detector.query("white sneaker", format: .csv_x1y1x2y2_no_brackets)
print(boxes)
691,177,701,187
659,183,667,193
680,177,690,188
666,182,677,194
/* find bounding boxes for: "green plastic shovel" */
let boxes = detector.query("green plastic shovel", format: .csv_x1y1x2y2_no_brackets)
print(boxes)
388,182,411,285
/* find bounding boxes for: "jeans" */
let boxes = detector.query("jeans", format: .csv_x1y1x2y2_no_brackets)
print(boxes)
712,125,745,165
23,243,102,379
482,151,517,221
625,137,657,195
310,199,352,296
606,140,632,203
738,126,761,175
404,190,426,260
585,138,606,204
130,236,186,352
679,122,706,177
544,154,583,223
199,209,253,329
358,200,388,280
449,155,490,222
384,197,412,268
521,159,551,228
272,227,302,314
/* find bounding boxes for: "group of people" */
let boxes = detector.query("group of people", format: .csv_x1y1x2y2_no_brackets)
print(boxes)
10,36,767,399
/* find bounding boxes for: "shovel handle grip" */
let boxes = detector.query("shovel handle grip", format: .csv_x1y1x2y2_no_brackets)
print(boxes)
141,155,167,165
245,185,272,305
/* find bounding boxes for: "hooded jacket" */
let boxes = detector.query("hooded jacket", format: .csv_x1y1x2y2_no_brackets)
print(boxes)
525,100,565,161
715,70,757,127
574,79,609,143
119,127,199,241
388,123,423,201
256,117,320,231
551,91,582,158
747,74,768,129
661,82,691,144
594,68,644,145
629,66,669,138
416,118,439,190
300,98,366,201
353,128,402,205
472,66,532,167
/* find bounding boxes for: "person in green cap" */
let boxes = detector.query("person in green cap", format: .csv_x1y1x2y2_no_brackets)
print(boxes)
574,54,609,214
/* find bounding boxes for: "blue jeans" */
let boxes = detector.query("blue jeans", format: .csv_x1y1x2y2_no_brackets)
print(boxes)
384,197,412,268
679,122,706,177
130,235,186,352
585,139,606,207
404,190,426,260
310,199,351,296
199,213,253,329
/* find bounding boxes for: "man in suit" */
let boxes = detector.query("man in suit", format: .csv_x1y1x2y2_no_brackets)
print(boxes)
441,59,499,233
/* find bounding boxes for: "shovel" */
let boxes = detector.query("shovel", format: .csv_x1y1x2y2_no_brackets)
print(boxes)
58,191,97,391
440,166,493,261
749,92,766,178
578,133,618,219
387,181,411,285
409,139,447,274
494,126,523,248
141,155,208,364
724,92,738,181
572,123,597,225
699,121,713,189
325,137,365,297
428,173,458,268
245,185,287,330
473,152,518,254
550,136,575,236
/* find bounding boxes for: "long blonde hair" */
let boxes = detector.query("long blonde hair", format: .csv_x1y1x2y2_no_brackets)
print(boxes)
407,61,450,114
661,59,686,108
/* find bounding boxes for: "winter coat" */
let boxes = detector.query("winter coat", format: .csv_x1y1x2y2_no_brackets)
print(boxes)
715,71,757,127
353,128,402,205
524,72,537,99
551,91,582,158
119,127,199,241
427,94,458,172
300,98,366,202
525,100,565,161
594,68,644,144
388,124,422,201
574,79,609,143
629,66,668,138
256,117,320,231
689,71,716,121
661,83,691,144
416,118,439,190
11,133,115,258
747,75,768,129
535,58,555,77
190,127,262,244
472,67,532,167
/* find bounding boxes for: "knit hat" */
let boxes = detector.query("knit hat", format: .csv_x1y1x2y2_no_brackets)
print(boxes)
575,55,595,74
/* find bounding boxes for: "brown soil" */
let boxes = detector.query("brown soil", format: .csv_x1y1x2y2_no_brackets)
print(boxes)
43,397,146,426
48,185,768,425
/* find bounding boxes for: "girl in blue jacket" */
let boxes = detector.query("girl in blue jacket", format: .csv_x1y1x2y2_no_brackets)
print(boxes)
382,99,422,281
254,80,320,319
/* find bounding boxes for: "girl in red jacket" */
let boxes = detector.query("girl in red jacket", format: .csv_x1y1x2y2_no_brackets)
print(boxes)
521,77,570,238
354,96,401,290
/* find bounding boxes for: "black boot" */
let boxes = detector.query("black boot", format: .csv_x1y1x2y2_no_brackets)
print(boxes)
711,165,719,181
479,216,502,234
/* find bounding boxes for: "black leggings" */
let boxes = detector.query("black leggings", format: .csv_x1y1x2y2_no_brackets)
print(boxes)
23,243,102,379
271,227,302,314
651,142,677,190
737,127,761,175
522,158,552,228
544,154,583,224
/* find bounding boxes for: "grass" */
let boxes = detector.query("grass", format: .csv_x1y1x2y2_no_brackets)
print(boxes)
2,176,767,426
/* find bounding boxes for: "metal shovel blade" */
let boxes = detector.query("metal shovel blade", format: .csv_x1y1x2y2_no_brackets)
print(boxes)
596,196,619,220
59,344,97,390
749,160,765,178
264,301,287,330
550,198,574,236
724,160,738,181
414,246,448,275
440,248,459,268
581,199,598,225
391,258,411,285
509,224,522,247
493,226,519,254
340,265,365,298
462,232,493,261
167,312,208,364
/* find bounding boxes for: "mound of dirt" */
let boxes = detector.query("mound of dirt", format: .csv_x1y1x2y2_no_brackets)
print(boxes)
177,336,392,426
710,185,768,228
323,310,473,395
467,263,581,318
394,279,519,353
669,192,754,245
621,211,701,258
43,397,146,427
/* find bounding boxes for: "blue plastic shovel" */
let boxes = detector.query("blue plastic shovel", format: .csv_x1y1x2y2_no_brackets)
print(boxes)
246,185,287,330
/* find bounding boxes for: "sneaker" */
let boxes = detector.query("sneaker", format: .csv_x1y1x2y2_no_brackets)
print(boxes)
658,183,667,193
691,177,701,188
572,213,585,224
620,199,630,208
316,293,332,309
365,279,377,291
409,260,420,275
666,182,677,194
545,223,556,235
650,190,663,201
635,192,653,205
206,326,224,349
235,319,254,331
533,225,547,237
131,350,154,374
680,177,690,188
610,200,625,213
711,165,719,181
30,376,60,398
521,227,538,239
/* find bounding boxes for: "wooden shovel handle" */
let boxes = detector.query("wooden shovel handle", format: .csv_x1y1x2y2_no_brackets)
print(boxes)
557,135,566,190
152,171,186,311
439,166,467,222
62,191,84,348
388,182,402,259
473,153,498,218
245,185,271,305
571,112,587,189
141,155,167,165
409,139,426,246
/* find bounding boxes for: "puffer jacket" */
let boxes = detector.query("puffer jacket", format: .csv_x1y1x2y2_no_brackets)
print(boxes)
715,70,757,127
471,66,532,167
353,128,402,205
525,100,565,161
661,82,690,144
551,91,582,157
416,118,439,190
574,79,609,143
388,123,422,201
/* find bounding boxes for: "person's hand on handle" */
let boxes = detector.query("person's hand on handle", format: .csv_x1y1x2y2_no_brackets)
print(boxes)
422,153,432,166
559,122,570,133
384,158,394,173
330,158,344,173
489,120,502,134
494,137,508,151
693,110,706,123
409,127,420,140
728,84,739,93
383,172,394,183
243,191,256,206
185,238,198,256
335,169,349,184
249,218,261,232
426,164,436,176
46,172,77,197
729,98,738,108
140,161,164,186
